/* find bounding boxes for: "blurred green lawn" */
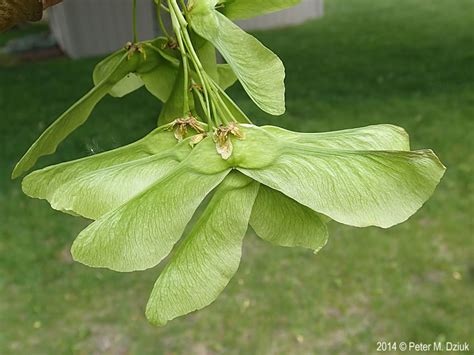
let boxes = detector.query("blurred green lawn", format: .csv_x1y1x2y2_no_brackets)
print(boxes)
1,0,473,353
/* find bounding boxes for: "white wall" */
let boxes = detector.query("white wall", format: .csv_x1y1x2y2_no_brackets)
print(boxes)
237,0,323,31
49,0,156,58
49,0,323,58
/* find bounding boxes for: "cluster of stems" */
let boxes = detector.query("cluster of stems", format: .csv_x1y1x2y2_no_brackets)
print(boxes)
134,0,251,131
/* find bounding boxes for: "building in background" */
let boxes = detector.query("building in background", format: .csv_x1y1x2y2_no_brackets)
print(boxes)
48,0,323,58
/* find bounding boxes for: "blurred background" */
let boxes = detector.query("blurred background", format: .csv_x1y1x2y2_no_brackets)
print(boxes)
0,0,473,353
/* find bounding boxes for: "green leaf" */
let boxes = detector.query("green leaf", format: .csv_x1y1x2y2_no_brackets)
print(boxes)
193,33,219,82
215,90,250,123
71,166,230,272
94,39,179,100
12,53,140,179
190,89,208,122
217,0,302,20
144,37,181,65
71,142,231,272
145,172,259,325
191,34,237,89
238,141,446,228
251,124,410,234
48,143,191,220
190,68,243,122
109,73,145,97
250,185,328,252
262,124,410,151
139,40,180,102
158,62,194,125
22,129,177,214
92,49,126,86
221,93,249,123
141,62,179,102
189,2,286,115
217,64,238,90
93,49,145,98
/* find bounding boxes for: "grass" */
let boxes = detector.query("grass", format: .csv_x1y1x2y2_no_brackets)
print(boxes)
1,0,473,353
0,23,48,47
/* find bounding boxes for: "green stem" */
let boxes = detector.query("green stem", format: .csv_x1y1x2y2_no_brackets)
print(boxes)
189,58,211,120
209,83,237,123
211,79,251,123
132,0,138,43
170,5,190,115
191,81,214,126
169,0,212,123
167,0,250,128
190,83,207,115
156,0,170,38
145,43,179,64
169,0,187,27
179,0,189,17
213,100,229,125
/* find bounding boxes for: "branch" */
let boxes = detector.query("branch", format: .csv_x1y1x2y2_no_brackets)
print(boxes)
0,0,63,32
